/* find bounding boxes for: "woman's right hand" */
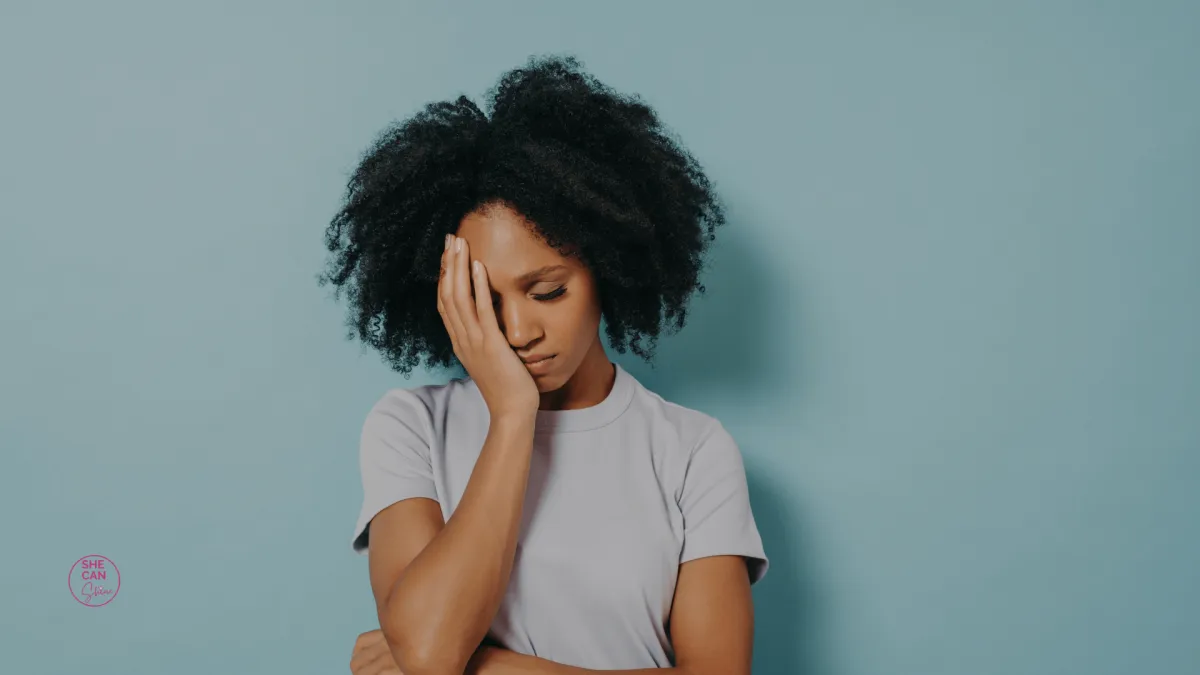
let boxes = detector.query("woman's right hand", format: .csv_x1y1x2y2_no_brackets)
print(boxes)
438,233,541,421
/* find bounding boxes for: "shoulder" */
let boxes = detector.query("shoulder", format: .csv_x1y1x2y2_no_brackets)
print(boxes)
362,375,481,441
624,381,750,509
627,379,730,458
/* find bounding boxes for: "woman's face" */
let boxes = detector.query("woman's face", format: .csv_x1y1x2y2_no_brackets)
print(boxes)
456,202,604,394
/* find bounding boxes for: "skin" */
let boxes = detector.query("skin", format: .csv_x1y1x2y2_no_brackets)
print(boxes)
455,201,616,413
352,202,756,675
352,554,755,675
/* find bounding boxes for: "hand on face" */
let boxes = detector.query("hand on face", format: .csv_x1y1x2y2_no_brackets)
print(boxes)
437,234,541,420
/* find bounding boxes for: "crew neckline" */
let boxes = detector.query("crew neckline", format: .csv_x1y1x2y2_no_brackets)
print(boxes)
533,361,635,434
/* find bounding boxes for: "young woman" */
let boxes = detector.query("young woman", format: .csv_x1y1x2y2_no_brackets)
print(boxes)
320,55,769,674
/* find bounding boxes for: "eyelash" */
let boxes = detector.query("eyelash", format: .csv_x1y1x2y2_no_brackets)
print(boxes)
491,286,568,307
533,286,567,302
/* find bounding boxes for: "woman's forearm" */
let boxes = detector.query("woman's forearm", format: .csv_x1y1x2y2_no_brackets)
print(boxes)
382,414,537,675
468,646,683,675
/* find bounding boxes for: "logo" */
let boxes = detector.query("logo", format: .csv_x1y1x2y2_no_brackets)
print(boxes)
69,555,121,607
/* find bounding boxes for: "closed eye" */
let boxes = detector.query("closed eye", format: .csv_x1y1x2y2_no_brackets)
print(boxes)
533,286,567,302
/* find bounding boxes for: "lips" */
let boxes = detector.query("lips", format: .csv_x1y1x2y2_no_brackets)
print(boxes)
520,354,555,374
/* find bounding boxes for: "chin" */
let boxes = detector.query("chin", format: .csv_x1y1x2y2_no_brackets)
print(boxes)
531,365,571,392
533,374,562,392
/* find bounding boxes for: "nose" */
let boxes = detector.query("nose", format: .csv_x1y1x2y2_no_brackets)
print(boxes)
498,300,541,349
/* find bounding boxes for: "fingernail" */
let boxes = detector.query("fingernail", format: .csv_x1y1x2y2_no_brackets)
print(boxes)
472,260,480,275
456,238,463,252
445,234,452,251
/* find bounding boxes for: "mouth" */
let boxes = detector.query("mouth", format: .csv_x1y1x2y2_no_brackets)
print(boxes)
522,354,556,372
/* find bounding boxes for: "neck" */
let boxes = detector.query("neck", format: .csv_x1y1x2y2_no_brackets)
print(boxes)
539,340,615,411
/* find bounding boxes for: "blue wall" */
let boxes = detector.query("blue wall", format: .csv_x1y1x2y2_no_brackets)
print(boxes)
2,2,1197,673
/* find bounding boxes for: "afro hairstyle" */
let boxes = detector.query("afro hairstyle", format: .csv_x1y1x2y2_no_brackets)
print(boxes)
318,54,726,376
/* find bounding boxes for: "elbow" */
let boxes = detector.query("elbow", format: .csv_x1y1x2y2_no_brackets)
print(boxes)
380,608,472,675
392,644,469,675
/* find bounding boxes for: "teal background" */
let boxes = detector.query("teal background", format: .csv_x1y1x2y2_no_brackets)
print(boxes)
2,2,1197,673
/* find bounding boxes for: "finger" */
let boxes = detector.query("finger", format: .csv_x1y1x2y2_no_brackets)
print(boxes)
355,636,394,672
471,260,502,339
441,236,470,353
350,646,381,675
436,235,452,331
452,237,483,346
350,649,371,673
439,243,451,333
351,631,388,674
363,646,400,675
437,248,460,360
359,628,385,646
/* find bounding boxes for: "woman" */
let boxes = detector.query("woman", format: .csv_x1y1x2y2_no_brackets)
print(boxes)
320,54,769,674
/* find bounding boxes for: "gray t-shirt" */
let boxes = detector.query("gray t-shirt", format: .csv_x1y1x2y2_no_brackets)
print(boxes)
351,362,768,669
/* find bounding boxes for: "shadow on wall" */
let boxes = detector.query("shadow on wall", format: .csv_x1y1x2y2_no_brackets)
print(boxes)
620,224,789,398
747,468,822,675
624,209,824,673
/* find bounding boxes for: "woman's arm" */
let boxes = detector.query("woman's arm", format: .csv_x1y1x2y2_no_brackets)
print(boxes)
373,414,538,675
466,555,756,675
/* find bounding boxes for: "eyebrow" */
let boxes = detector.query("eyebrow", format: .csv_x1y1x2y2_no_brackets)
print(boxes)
516,264,570,285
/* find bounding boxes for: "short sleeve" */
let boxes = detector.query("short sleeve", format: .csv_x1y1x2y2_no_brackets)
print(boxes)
678,420,769,584
351,390,440,556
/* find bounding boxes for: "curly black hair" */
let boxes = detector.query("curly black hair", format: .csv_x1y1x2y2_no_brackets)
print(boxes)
318,54,726,376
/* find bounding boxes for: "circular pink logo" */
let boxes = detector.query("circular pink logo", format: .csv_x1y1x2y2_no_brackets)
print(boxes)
69,555,120,607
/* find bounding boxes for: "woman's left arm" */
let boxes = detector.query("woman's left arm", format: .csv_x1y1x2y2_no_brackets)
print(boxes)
468,554,755,675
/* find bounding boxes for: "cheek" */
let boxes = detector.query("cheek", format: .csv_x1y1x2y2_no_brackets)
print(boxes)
574,287,602,322
572,298,603,344
551,297,600,343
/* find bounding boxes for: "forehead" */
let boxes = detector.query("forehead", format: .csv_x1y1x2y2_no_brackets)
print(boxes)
457,205,574,282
